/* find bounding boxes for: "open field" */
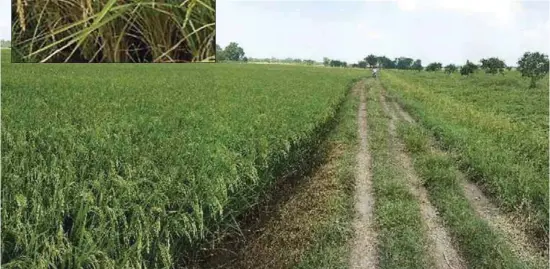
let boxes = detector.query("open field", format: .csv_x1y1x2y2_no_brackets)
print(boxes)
1,49,366,267
2,46,548,269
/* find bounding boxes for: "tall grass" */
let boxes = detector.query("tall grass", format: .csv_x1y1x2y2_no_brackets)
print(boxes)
12,0,215,63
398,123,537,269
365,79,432,269
381,70,549,245
2,55,367,268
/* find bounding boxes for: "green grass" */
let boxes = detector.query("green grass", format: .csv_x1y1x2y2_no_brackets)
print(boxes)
398,122,537,269
381,70,549,242
1,48,10,63
365,79,432,269
294,79,359,269
390,71,548,130
1,48,367,268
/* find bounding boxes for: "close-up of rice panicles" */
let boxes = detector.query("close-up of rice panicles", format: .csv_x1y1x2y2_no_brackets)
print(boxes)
11,0,215,63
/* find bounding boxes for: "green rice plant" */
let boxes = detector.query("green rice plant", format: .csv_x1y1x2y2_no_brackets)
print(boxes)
1,54,366,268
12,0,215,63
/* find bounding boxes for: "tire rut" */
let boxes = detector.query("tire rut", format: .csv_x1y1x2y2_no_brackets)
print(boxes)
388,90,548,268
380,86,466,269
461,179,548,267
349,79,378,269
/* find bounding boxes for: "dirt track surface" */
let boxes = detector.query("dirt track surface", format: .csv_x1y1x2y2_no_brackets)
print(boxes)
381,86,466,269
349,79,378,269
461,180,548,267
386,87,547,268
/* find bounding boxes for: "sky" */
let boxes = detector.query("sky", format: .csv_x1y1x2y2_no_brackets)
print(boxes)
1,0,548,65
0,0,8,41
217,0,550,66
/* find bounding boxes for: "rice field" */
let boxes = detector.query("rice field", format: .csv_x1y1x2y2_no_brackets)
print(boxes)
1,49,366,268
2,45,548,269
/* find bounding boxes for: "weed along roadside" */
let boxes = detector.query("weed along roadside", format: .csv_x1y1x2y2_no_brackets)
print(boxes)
379,72,548,268
380,70,549,248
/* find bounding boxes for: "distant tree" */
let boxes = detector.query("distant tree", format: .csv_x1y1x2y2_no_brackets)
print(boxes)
0,40,10,48
304,59,315,65
223,42,245,61
392,58,398,69
517,52,549,88
444,64,457,74
243,56,248,63
506,66,512,71
365,54,378,68
377,56,395,69
358,60,367,68
460,60,478,76
376,56,385,67
425,62,443,72
323,57,330,66
411,59,423,71
395,57,414,69
329,59,347,67
480,57,506,75
216,44,226,61
352,63,359,68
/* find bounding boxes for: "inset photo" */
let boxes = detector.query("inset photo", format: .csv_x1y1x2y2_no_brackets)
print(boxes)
11,0,215,63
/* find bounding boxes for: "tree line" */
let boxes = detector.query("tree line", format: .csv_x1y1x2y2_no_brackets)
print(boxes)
0,40,11,48
353,53,548,87
322,58,348,67
247,57,319,65
217,41,548,88
216,42,319,65
217,42,246,62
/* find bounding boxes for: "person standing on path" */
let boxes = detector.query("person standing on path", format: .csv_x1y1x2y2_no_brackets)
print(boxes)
372,67,378,78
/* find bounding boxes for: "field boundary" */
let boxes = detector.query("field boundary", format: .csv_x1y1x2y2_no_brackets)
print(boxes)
187,78,363,268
